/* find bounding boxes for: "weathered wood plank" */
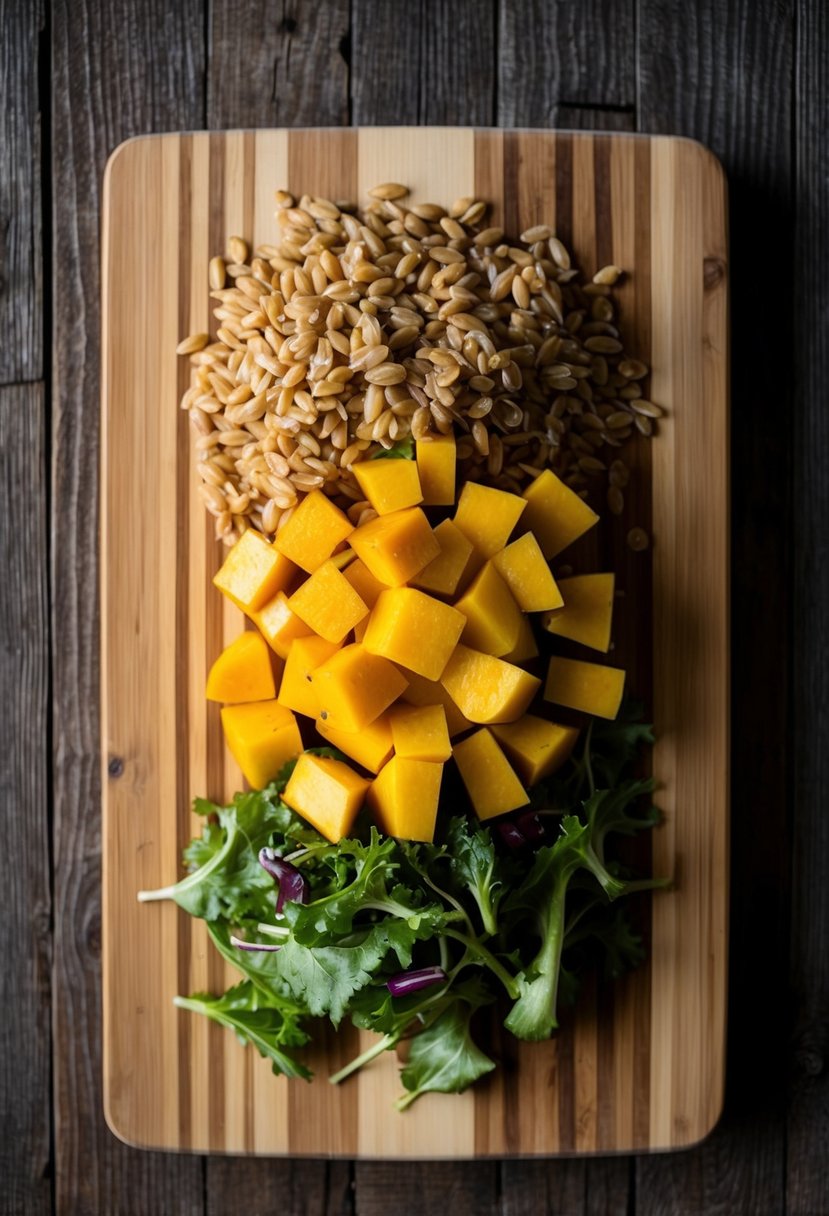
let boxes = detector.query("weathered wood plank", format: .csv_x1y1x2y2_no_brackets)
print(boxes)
788,1,829,1211
556,106,636,133
209,0,350,127
0,385,51,1213
637,1,792,1205
498,0,635,126
0,0,44,382
51,0,206,1211
206,1159,353,1216
354,1163,498,1216
351,0,496,125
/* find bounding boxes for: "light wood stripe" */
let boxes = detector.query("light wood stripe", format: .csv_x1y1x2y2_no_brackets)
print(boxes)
101,128,729,1157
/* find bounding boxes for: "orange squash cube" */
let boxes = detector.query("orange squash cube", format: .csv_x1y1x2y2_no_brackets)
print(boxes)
453,482,526,559
416,434,456,505
350,507,440,586
411,519,474,598
398,669,474,738
389,704,451,762
363,587,465,680
253,590,315,659
220,700,303,790
274,489,354,573
542,573,615,653
316,710,394,774
441,644,541,724
491,715,579,785
503,613,539,664
312,643,409,732
491,532,563,612
277,635,340,719
453,729,528,820
454,561,524,657
521,469,598,558
287,560,368,644
352,458,423,515
206,631,278,704
368,756,443,842
342,557,389,609
213,529,297,613
543,655,625,719
283,752,370,842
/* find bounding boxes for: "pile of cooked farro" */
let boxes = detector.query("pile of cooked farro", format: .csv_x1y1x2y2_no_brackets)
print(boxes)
177,183,662,546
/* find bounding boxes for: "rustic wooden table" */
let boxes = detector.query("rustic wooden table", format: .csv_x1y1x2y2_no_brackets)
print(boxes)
2,1,826,1213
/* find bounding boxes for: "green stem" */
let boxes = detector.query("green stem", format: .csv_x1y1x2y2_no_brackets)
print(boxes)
444,929,519,999
329,1033,397,1084
255,923,291,940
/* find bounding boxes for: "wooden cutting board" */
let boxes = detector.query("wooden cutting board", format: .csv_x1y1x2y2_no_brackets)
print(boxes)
101,127,729,1157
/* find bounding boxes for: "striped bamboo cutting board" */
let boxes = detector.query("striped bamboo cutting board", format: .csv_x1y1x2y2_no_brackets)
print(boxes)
101,128,729,1157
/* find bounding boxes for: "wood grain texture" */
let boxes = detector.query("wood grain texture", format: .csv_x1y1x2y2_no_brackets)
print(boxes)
0,0,44,383
0,386,51,1214
100,127,728,1159
498,0,635,125
636,2,793,1211
351,0,496,125
50,2,206,1212
789,1,829,1211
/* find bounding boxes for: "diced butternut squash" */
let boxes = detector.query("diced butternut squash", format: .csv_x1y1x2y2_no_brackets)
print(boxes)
363,587,465,680
274,489,354,573
416,434,456,505
283,752,369,842
277,635,340,718
491,715,579,785
454,561,523,657
287,560,368,644
312,643,409,732
503,613,539,664
368,756,443,842
412,519,474,598
544,655,625,719
343,557,388,609
453,482,526,559
350,507,440,587
453,729,528,820
521,469,598,558
389,704,452,762
316,710,394,774
398,670,474,738
206,631,277,704
491,533,564,612
213,529,297,613
254,591,315,658
441,645,541,724
542,573,615,653
329,547,356,571
352,458,423,515
220,700,303,789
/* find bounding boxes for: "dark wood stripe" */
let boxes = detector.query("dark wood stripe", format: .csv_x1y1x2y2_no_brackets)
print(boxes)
502,131,521,243
554,133,574,247
474,129,504,228
593,136,614,271
287,127,359,202
596,980,616,1146
557,1016,577,1152
175,133,194,1151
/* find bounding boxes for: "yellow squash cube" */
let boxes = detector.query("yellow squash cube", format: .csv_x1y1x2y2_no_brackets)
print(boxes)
312,643,409,732
416,434,456,505
352,458,423,515
283,752,370,842
521,469,598,558
453,729,528,820
453,482,526,559
398,669,474,738
542,573,615,653
254,591,315,659
544,655,625,719
277,635,340,719
206,631,278,704
350,507,440,586
441,645,541,724
343,557,389,609
220,700,303,790
389,704,452,762
412,519,474,598
503,613,539,664
213,529,298,613
363,587,465,681
492,715,580,785
316,710,394,774
492,532,564,612
454,561,524,657
274,489,354,573
368,756,443,842
287,560,368,644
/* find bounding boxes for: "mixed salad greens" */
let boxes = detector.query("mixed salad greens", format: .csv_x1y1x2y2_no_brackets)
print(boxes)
139,707,663,1109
